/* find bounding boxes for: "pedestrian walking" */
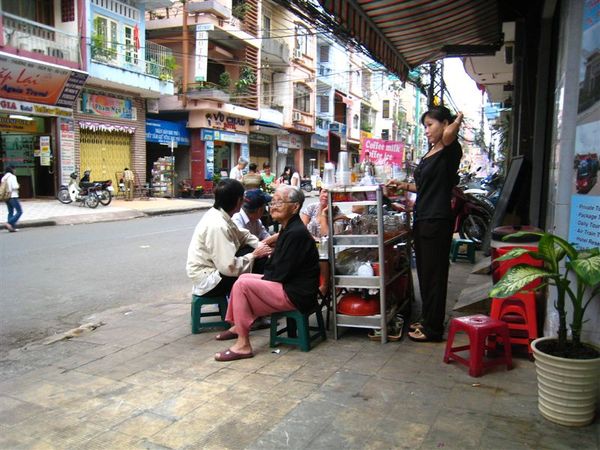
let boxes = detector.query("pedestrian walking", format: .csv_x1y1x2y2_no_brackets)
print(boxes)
387,106,463,342
1,166,22,232
123,167,135,201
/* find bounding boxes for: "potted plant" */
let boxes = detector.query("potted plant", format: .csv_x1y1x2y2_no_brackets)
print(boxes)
489,231,600,426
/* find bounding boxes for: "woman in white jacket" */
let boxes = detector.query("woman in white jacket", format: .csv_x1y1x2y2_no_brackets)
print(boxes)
2,166,22,232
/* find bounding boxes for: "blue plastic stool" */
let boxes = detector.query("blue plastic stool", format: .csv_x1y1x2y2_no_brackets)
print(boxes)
450,238,476,264
191,295,229,333
270,307,326,351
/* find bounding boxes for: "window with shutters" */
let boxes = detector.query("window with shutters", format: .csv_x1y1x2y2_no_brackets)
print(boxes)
263,16,271,38
294,83,310,112
382,100,390,119
319,45,329,63
319,94,329,113
124,25,138,65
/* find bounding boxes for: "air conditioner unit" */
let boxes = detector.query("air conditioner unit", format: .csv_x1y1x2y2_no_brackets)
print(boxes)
292,111,303,122
293,49,303,60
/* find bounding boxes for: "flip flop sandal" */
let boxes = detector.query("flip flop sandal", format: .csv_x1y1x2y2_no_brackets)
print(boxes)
215,330,238,341
368,329,382,341
409,322,423,332
214,349,254,362
408,328,442,342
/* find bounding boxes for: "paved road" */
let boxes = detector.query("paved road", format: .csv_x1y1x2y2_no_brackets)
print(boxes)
0,211,204,357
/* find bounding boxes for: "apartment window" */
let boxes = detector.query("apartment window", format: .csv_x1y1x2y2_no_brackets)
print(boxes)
124,25,138,65
262,81,272,106
381,129,389,140
353,114,359,129
93,15,118,61
263,16,271,39
319,45,329,63
319,94,329,113
3,0,54,25
295,23,310,54
61,0,75,22
294,83,310,112
382,100,390,119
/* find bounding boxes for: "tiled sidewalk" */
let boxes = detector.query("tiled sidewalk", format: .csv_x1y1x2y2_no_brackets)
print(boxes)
1,262,597,449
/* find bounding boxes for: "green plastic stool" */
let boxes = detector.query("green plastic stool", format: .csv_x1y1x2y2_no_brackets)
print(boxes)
270,307,327,352
450,238,476,264
191,294,229,333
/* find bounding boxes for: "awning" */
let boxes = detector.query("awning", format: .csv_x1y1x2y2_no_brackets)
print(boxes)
335,90,353,106
319,0,502,79
250,120,289,136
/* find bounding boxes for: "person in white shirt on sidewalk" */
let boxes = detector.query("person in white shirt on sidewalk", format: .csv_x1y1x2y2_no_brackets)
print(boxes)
2,166,22,232
229,157,248,182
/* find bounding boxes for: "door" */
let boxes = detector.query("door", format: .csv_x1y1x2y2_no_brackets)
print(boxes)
80,131,131,185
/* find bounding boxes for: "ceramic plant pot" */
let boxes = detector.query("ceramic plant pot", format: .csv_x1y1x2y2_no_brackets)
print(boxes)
531,337,600,427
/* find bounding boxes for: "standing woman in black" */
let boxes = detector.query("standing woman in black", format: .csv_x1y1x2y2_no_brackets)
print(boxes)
391,107,463,342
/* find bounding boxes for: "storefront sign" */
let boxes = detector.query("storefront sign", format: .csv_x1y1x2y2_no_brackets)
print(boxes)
249,133,271,144
205,140,215,181
82,93,133,119
0,98,72,117
58,118,75,185
0,116,38,132
310,134,328,150
0,54,87,107
200,112,249,133
241,143,249,162
201,128,248,144
360,138,404,166
39,136,51,166
293,123,312,133
146,119,190,145
195,25,212,82
277,133,303,149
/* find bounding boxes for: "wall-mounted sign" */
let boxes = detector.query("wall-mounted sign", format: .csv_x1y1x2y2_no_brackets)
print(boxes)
277,133,303,149
310,134,328,150
249,133,271,144
58,118,75,184
0,116,39,132
201,128,248,144
0,54,86,107
293,123,312,133
0,98,72,117
205,140,214,181
82,93,133,119
195,24,213,82
199,112,249,133
360,138,404,166
146,119,190,145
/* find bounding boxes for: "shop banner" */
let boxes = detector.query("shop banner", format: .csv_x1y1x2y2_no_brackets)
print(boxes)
40,136,51,166
201,128,248,144
82,93,133,119
277,133,303,149
0,54,86,107
360,138,404,167
0,116,39,132
146,119,190,145
195,24,212,82
59,118,75,184
205,140,215,181
0,98,72,117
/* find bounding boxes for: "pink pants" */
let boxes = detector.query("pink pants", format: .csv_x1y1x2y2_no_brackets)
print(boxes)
226,273,296,337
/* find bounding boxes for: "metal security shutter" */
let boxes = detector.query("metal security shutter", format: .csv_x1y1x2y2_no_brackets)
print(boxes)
80,131,131,184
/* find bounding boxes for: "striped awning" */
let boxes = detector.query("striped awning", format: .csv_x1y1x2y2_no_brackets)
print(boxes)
319,0,502,79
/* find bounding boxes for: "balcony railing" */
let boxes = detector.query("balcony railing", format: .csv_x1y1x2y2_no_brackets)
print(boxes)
91,39,175,81
1,12,80,64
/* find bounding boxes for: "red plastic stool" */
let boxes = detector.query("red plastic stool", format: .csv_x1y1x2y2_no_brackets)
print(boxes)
443,314,513,377
490,292,538,356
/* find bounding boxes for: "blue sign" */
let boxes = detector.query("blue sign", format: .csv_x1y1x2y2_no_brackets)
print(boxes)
568,194,600,249
201,128,248,144
205,140,214,181
146,119,190,145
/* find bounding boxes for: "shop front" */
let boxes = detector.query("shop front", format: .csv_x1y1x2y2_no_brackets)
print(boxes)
188,110,250,190
248,132,272,171
276,133,304,179
74,90,146,187
146,119,190,197
309,133,328,178
0,54,87,197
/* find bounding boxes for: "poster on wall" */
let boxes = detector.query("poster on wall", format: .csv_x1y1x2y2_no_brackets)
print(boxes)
205,140,214,181
82,93,133,119
40,135,51,166
360,138,404,167
58,118,75,184
568,0,600,249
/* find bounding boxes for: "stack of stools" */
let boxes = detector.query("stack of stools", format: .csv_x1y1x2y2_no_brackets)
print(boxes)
191,295,229,333
450,238,476,263
490,292,538,357
270,306,326,352
443,314,513,377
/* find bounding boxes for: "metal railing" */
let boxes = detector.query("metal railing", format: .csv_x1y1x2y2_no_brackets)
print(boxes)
145,41,175,80
1,12,80,64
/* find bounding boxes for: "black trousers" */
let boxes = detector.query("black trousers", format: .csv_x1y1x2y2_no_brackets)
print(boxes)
413,218,453,340
203,245,267,298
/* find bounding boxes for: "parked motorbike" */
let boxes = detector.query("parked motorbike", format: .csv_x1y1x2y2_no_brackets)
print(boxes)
57,172,102,208
79,170,113,205
300,178,313,193
451,186,492,248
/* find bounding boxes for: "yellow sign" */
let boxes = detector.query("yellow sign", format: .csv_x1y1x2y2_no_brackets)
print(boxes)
0,116,38,132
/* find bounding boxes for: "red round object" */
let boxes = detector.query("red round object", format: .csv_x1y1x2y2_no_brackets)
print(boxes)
337,293,380,316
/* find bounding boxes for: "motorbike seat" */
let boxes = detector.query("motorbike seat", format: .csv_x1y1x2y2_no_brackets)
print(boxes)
80,182,96,189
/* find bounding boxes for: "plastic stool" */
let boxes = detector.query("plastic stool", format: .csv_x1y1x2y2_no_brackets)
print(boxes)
443,314,513,377
191,295,229,333
450,238,476,263
490,292,538,356
270,307,326,351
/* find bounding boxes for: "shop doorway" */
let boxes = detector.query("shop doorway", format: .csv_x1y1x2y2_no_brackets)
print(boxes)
213,142,231,176
80,131,131,185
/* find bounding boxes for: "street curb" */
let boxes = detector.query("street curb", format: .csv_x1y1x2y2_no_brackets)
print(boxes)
143,206,209,216
14,220,57,229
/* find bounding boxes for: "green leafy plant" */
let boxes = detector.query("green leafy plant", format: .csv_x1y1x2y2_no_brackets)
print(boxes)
160,55,177,81
91,18,116,60
234,65,256,94
489,231,600,358
218,71,231,91
232,1,251,20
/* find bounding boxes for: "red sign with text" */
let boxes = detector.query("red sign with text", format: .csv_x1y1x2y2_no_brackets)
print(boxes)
360,138,404,166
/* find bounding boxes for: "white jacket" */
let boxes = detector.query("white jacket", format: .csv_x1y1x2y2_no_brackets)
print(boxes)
186,207,259,295
1,172,19,198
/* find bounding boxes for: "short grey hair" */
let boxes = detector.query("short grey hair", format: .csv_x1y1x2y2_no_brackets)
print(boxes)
238,157,248,165
277,185,305,210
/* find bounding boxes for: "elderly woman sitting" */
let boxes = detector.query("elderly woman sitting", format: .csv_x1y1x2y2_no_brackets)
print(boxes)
215,185,319,361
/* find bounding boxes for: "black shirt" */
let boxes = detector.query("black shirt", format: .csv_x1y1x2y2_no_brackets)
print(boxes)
413,139,462,222
263,214,319,313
